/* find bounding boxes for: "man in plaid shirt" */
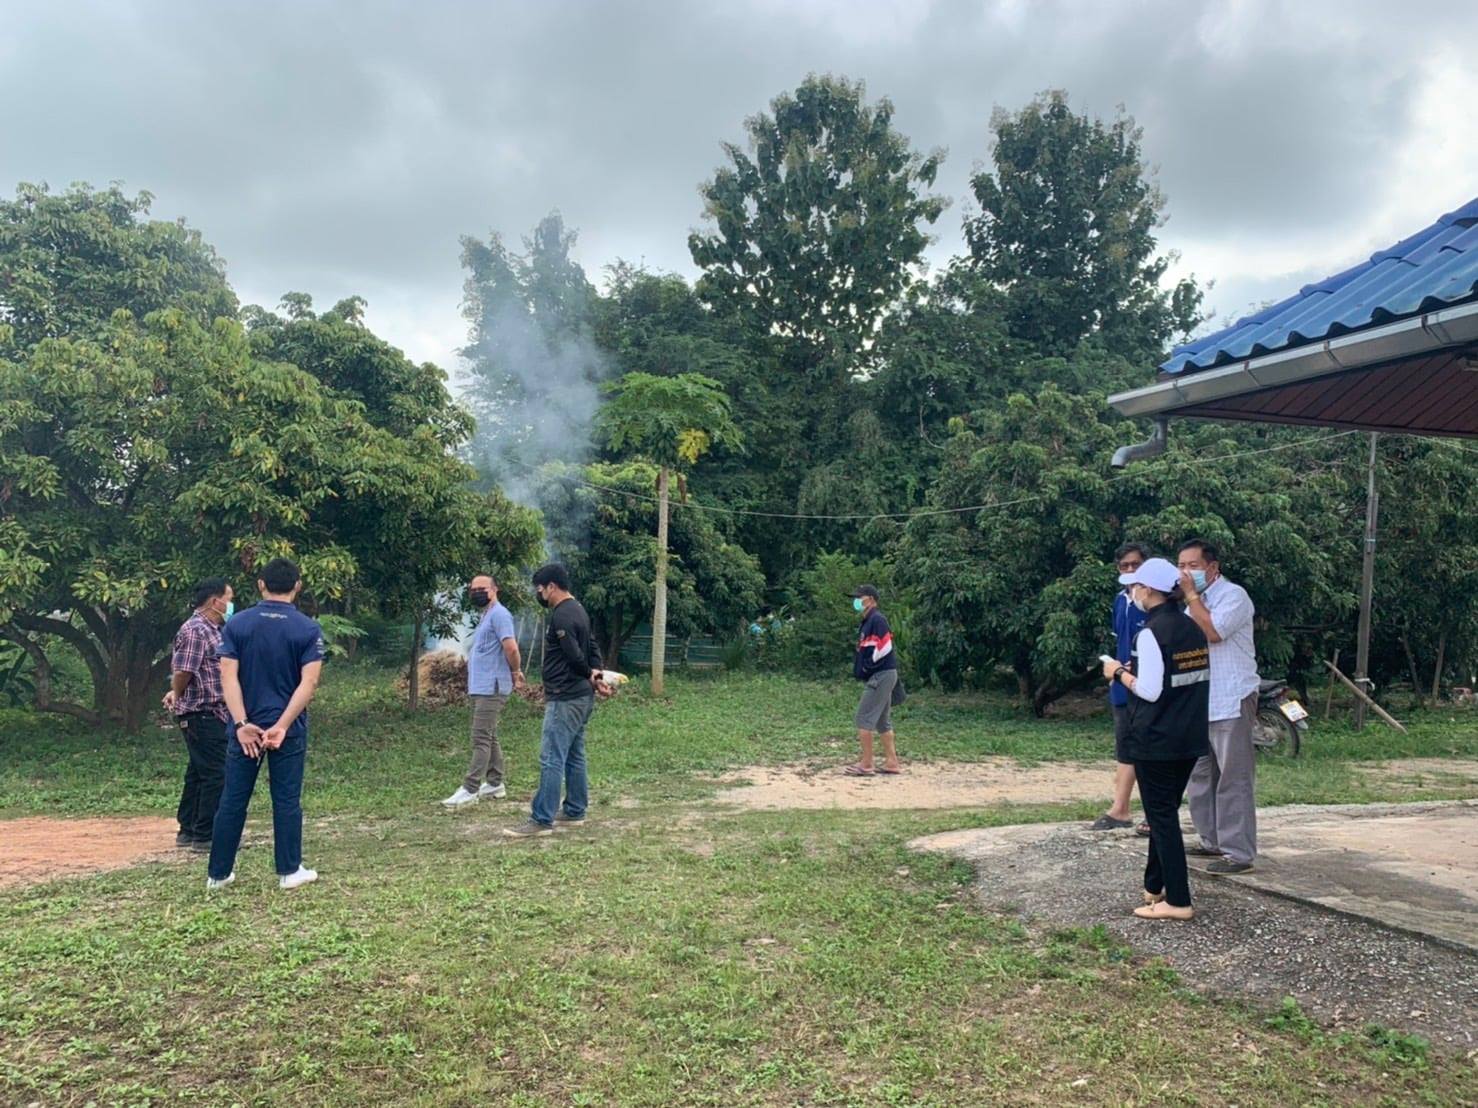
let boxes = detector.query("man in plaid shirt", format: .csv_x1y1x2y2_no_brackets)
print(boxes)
163,577,234,850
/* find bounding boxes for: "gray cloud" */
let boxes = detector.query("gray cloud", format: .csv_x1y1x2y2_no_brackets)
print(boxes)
4,0,1475,370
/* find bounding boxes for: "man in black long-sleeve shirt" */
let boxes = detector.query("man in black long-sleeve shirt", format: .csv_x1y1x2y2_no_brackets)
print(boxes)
505,564,604,837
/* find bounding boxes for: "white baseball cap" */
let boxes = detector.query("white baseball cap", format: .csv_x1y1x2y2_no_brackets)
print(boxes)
1118,557,1180,593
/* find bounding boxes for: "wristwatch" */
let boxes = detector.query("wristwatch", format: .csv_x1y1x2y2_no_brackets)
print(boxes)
234,718,249,728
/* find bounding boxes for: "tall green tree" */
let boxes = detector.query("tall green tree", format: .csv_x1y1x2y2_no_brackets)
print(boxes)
896,386,1128,710
689,74,945,374
687,75,946,584
964,90,1202,363
598,372,741,694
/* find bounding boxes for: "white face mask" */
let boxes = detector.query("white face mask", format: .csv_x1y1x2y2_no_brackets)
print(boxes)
1131,588,1149,613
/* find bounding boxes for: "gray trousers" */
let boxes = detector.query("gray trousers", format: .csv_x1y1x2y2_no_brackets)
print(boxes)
463,694,508,792
1188,691,1258,864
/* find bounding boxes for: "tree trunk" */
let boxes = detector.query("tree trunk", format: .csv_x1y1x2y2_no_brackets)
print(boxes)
343,592,358,662
119,645,155,733
1400,632,1425,707
600,603,623,674
651,465,670,696
1014,664,1032,703
408,614,423,710
1032,665,1105,718
1432,629,1447,703
0,622,104,726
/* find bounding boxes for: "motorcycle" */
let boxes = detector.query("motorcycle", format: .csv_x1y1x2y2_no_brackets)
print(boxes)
1252,679,1308,757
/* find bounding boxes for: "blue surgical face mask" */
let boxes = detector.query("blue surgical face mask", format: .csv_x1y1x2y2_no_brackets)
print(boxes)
853,598,864,613
1190,570,1208,593
223,601,234,621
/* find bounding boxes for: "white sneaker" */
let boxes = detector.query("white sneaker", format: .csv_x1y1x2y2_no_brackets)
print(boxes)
206,872,235,891
441,786,479,808
478,783,507,799
279,866,318,890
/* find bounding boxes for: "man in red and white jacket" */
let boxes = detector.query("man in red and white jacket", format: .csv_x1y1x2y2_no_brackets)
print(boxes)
845,585,902,776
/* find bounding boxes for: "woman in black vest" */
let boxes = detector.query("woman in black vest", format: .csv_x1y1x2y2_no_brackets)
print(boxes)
1100,557,1211,921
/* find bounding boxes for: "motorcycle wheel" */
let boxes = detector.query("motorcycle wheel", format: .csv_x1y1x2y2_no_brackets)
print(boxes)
1253,707,1301,758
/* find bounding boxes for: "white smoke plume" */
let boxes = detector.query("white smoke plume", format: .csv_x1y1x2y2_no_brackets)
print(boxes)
456,213,608,561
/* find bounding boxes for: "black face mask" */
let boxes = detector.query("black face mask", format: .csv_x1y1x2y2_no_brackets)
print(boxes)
535,589,550,609
469,589,490,608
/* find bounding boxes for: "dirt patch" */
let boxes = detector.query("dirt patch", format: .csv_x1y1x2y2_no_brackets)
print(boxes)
712,757,1117,811
1357,758,1478,794
0,816,180,889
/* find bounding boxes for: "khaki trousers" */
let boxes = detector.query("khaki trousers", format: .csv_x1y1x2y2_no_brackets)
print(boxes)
463,694,508,792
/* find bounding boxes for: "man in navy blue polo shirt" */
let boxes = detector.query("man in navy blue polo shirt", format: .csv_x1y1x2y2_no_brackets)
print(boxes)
206,557,326,891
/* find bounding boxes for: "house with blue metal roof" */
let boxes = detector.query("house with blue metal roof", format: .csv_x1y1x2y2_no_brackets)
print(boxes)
1108,197,1478,461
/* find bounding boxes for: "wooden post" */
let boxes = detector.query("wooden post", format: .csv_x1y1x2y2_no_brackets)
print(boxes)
1325,659,1406,733
1353,433,1380,730
651,466,670,697
1323,649,1340,719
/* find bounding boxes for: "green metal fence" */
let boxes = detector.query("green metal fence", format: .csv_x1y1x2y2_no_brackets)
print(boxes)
618,628,724,672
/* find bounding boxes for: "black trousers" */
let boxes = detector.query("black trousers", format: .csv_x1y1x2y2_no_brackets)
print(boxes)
1132,757,1198,908
176,712,227,841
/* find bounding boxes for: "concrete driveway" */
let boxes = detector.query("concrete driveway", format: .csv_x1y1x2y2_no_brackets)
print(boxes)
912,800,1478,1047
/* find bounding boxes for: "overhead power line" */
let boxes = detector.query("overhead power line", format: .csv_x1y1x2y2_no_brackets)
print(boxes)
514,428,1364,523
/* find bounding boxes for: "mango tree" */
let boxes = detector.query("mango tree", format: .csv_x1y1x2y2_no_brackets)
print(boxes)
0,184,524,728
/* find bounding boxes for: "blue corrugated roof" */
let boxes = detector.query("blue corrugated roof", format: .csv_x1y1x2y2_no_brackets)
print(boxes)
1162,197,1478,374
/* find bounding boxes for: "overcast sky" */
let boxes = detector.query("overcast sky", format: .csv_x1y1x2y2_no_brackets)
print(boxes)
5,0,1476,378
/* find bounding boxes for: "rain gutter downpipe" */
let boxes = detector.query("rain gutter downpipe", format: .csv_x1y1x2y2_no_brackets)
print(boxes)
1111,417,1169,468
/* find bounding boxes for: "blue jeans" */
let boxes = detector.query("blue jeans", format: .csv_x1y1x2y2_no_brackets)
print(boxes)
208,728,306,879
530,695,594,826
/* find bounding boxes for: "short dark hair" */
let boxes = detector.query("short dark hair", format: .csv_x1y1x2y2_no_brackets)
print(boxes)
259,557,302,594
531,563,571,592
1114,542,1153,563
191,576,229,609
1178,539,1220,565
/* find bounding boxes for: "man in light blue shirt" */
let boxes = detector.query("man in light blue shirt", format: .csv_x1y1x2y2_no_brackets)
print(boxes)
442,574,523,809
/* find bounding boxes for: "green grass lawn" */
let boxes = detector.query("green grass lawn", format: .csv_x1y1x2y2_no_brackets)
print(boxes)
2,668,1475,1105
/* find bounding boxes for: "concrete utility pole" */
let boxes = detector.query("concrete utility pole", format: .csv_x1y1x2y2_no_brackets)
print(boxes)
1353,433,1380,730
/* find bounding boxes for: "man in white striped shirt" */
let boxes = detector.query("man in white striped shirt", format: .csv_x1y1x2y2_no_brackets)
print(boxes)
1178,540,1260,874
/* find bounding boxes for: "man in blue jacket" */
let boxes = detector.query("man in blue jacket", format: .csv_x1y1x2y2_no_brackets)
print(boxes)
1091,543,1152,831
844,585,901,777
